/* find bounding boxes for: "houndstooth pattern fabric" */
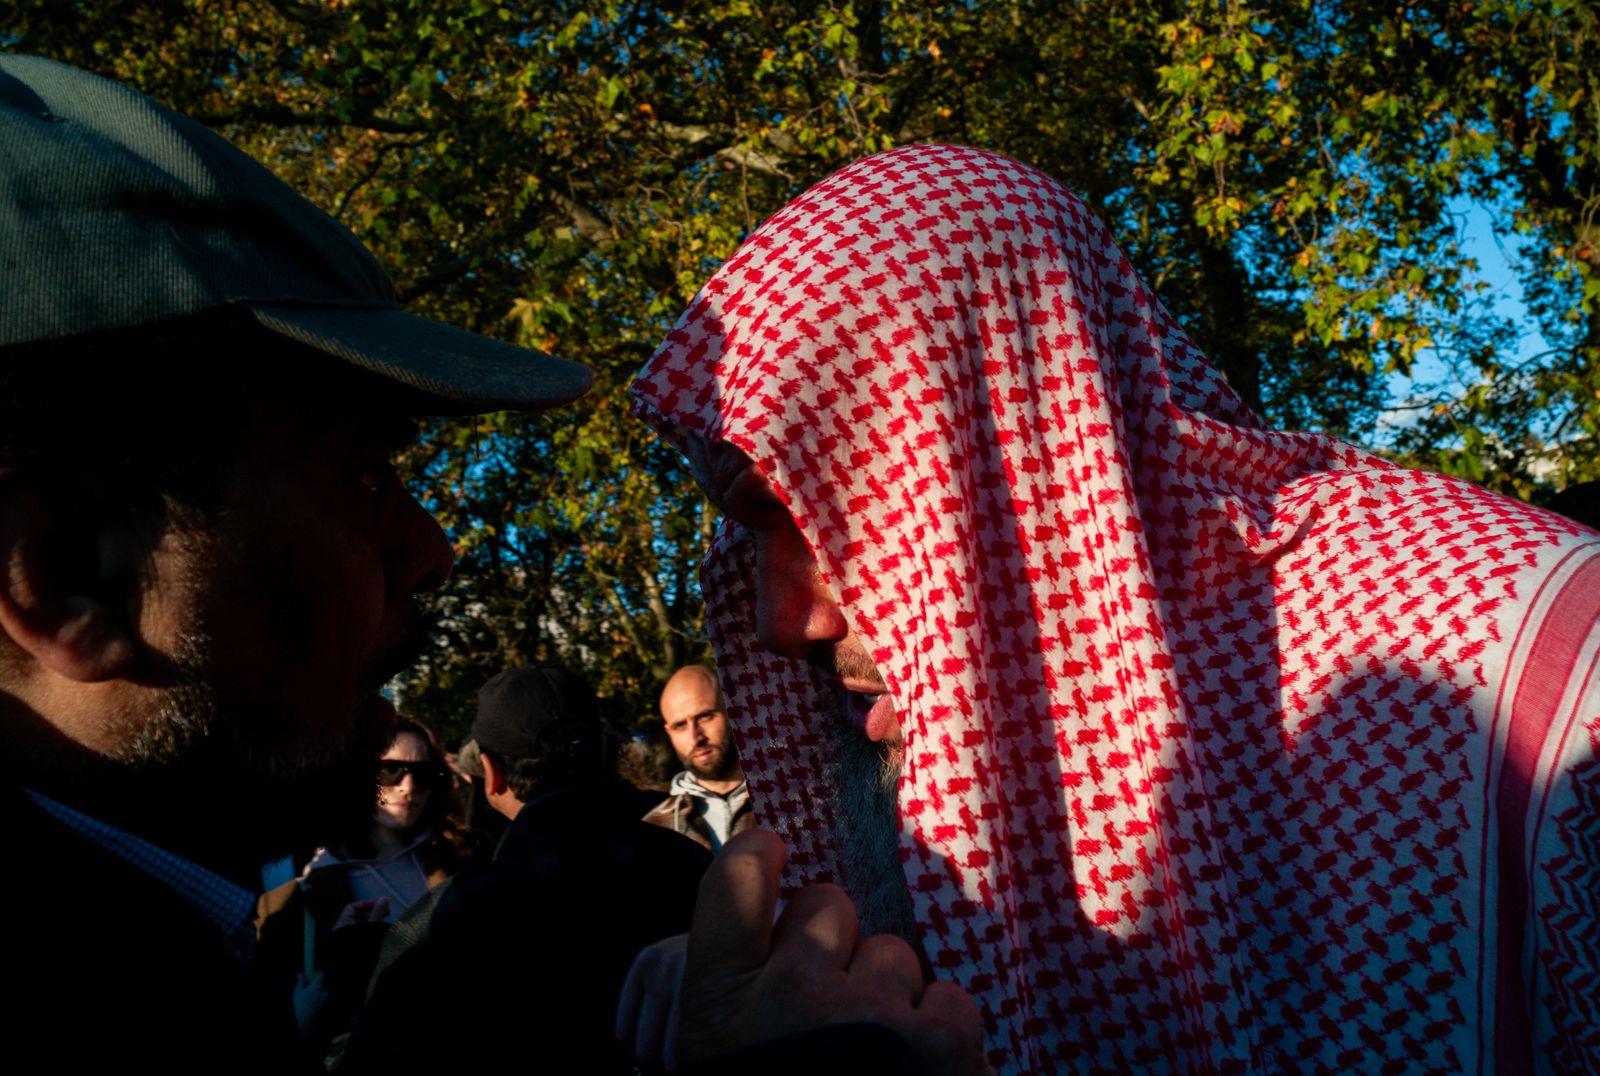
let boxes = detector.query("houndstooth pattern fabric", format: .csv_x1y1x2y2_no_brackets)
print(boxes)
631,145,1600,1073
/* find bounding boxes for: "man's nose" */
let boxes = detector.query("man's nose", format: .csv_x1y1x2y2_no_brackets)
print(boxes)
385,489,455,596
753,517,848,660
396,771,416,794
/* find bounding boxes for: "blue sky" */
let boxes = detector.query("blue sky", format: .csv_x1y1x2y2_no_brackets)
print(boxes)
1375,197,1559,448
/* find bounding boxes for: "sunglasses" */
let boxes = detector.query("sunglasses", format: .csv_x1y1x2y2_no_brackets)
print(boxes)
375,759,448,788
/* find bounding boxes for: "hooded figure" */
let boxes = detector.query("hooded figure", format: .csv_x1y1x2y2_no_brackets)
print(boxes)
632,145,1600,1073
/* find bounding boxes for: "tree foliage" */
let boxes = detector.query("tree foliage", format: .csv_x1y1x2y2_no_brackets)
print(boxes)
12,0,1600,736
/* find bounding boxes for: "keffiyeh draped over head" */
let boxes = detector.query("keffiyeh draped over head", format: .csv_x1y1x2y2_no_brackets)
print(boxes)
631,145,1600,1073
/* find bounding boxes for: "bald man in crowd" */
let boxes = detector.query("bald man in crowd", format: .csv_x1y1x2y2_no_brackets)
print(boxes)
644,666,754,851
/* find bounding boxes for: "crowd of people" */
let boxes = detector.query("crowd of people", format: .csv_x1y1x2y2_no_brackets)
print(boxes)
3,53,1599,1075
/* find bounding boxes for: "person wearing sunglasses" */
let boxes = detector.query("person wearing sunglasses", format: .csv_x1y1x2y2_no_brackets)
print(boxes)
261,717,483,1059
371,726,453,861
309,718,471,912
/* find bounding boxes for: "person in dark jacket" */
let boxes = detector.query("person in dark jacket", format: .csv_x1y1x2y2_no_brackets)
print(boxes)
344,664,712,1072
256,717,484,1059
0,55,589,1069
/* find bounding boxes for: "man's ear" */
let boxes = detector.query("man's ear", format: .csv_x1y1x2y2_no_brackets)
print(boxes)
0,475,141,683
480,750,508,797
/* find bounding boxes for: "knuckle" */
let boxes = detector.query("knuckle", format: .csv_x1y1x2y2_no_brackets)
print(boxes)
764,946,833,990
852,933,921,982
918,981,984,1025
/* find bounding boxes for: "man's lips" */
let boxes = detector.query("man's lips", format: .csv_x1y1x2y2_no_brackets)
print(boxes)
816,669,899,742
846,690,897,743
837,676,886,695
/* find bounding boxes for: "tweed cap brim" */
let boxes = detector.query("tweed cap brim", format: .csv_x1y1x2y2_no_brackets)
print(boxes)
1,53,591,413
249,305,591,414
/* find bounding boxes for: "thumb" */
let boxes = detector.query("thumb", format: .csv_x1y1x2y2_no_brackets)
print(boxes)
684,828,787,981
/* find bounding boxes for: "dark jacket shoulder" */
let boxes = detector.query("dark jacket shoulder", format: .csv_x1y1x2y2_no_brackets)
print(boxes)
2,784,305,1070
345,781,710,1072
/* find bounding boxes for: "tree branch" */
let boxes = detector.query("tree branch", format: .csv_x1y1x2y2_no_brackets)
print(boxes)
550,187,617,243
193,104,432,135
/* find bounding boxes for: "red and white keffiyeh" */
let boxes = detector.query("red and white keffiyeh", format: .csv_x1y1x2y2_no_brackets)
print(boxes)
631,145,1600,1073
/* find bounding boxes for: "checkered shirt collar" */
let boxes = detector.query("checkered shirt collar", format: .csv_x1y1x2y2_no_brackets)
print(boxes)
24,789,258,962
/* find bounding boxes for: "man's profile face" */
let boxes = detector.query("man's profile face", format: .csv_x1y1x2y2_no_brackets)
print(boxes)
684,438,914,940
686,438,900,744
661,671,739,782
134,369,454,853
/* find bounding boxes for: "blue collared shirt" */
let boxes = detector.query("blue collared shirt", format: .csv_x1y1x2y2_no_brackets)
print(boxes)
24,789,258,962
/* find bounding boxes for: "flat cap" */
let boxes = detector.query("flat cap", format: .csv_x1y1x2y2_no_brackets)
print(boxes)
0,54,591,411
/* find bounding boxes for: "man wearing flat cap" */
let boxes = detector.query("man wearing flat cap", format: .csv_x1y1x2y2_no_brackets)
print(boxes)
346,664,710,1071
0,55,589,1065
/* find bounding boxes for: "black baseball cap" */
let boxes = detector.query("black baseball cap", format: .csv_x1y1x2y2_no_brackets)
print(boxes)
0,54,591,412
473,664,599,758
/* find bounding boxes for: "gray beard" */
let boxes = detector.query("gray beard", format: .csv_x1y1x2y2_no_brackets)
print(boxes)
822,692,919,947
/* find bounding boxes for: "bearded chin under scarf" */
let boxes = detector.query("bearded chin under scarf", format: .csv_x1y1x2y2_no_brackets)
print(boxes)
821,691,920,949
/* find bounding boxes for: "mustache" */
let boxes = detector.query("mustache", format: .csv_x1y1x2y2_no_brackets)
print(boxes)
811,637,885,690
